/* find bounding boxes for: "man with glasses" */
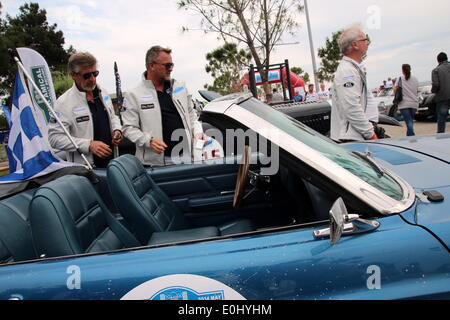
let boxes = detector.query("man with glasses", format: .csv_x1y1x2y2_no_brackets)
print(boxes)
49,52,123,167
330,24,377,142
122,45,206,166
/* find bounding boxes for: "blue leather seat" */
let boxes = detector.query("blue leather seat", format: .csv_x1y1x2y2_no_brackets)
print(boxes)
30,175,140,258
0,189,37,264
107,155,254,245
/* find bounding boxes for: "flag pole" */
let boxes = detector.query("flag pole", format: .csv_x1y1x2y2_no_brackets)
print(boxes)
113,61,122,159
14,57,93,170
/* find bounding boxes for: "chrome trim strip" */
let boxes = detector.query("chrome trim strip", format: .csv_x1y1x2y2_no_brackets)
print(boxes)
203,93,253,114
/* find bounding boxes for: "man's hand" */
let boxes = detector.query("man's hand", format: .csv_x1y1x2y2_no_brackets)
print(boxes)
368,133,378,140
89,141,112,158
150,139,168,154
112,130,123,146
195,133,208,141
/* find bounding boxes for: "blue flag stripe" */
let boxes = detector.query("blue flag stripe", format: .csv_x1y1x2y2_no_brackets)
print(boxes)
12,132,24,166
21,106,43,140
12,73,26,110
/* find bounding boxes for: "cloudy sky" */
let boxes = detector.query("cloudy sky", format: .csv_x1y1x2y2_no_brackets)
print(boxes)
2,0,450,99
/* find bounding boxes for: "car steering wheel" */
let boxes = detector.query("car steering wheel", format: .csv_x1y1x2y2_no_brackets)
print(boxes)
233,145,251,208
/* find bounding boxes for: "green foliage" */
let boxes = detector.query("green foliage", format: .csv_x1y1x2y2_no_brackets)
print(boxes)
317,30,343,83
0,2,74,100
291,66,310,84
0,113,8,130
52,71,73,98
204,42,252,95
178,0,303,97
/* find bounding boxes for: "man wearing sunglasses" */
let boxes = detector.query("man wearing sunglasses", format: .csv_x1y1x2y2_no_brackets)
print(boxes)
330,24,377,142
122,45,206,166
48,52,123,167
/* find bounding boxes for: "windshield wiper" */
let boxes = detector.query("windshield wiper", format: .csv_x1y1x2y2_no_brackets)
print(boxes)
352,150,385,177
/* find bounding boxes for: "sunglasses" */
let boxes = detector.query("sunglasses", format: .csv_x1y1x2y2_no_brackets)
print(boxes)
77,70,100,80
356,35,371,43
155,62,174,69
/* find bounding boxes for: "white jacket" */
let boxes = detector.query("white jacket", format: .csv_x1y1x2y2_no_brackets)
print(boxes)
331,57,374,141
121,75,203,166
48,83,122,165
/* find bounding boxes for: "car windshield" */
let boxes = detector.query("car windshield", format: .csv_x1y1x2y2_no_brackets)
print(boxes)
239,97,404,201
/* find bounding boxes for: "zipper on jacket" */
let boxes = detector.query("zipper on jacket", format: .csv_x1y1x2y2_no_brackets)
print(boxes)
174,97,194,162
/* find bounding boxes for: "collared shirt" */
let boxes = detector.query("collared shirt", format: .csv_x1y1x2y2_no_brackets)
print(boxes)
157,81,187,157
87,86,113,168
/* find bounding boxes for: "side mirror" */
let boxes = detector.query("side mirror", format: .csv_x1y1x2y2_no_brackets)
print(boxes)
329,198,347,245
313,198,379,244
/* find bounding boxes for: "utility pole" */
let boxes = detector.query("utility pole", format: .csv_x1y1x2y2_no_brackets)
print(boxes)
304,0,319,90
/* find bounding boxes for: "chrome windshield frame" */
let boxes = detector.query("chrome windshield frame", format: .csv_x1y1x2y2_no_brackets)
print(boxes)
203,99,416,215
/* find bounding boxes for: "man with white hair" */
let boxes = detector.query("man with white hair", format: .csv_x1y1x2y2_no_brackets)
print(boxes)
330,25,377,142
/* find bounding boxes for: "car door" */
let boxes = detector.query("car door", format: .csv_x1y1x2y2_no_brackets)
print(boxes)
1,204,448,300
147,160,284,227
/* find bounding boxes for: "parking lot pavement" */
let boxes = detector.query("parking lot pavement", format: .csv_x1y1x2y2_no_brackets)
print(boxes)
380,119,450,138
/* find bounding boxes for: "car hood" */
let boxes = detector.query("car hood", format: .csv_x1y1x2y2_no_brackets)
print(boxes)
344,135,450,250
345,134,450,190
372,133,450,163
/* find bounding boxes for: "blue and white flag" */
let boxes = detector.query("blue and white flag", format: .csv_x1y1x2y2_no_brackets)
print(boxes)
0,70,76,183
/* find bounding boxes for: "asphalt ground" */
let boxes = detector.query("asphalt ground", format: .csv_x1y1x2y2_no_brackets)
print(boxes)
379,118,450,138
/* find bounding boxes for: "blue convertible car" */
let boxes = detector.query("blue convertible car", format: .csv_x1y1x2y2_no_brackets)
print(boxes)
0,93,449,300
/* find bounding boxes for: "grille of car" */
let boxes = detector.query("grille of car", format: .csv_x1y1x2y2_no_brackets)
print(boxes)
271,101,331,135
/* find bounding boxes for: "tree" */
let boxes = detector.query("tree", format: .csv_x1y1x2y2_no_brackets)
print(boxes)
291,66,309,84
52,71,73,98
204,42,252,95
316,30,342,83
0,2,74,99
178,0,303,101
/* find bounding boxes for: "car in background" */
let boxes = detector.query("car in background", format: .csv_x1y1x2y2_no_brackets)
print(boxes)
374,89,397,117
415,84,436,121
199,90,401,138
378,82,448,122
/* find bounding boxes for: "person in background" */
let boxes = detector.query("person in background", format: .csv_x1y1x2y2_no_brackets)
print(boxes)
271,88,284,102
304,84,319,102
330,24,377,142
385,77,394,90
393,64,419,136
431,52,450,133
318,83,329,101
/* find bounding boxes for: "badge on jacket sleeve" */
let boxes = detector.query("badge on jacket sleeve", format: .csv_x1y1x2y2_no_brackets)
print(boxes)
343,82,355,88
